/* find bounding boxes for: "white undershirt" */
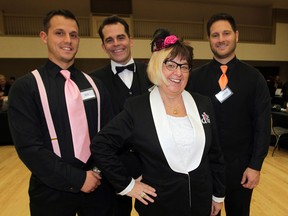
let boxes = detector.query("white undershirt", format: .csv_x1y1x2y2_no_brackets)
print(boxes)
167,115,195,169
111,59,135,89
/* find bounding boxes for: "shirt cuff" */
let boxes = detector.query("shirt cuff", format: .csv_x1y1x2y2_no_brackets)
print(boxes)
118,178,135,196
212,195,225,203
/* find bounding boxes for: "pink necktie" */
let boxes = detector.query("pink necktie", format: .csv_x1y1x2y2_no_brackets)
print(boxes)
60,70,91,163
219,65,228,90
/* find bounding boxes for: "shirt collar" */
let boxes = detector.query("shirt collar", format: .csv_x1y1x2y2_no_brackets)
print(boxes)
45,60,77,79
212,56,238,72
111,59,135,75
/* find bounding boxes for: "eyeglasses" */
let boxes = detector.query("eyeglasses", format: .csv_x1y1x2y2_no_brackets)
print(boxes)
163,60,191,73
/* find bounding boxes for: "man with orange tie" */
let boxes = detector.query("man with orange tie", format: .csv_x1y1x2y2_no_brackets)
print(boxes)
8,9,115,216
187,13,271,216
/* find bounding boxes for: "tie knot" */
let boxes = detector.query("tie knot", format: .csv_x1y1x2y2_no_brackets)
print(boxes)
115,63,134,74
220,65,228,74
60,70,71,79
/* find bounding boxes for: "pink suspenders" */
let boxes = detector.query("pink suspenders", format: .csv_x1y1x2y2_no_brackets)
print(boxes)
82,72,101,132
32,70,101,157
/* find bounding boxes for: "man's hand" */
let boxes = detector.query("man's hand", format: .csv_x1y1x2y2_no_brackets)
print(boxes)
241,167,260,189
81,170,102,193
210,201,223,216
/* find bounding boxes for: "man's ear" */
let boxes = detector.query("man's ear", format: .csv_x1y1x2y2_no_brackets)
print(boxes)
235,30,239,43
39,31,48,44
101,43,106,52
102,43,110,56
130,37,134,48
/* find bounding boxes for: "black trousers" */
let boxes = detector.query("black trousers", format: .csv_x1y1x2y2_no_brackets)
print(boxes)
29,175,115,216
217,186,253,216
114,195,132,216
115,149,142,216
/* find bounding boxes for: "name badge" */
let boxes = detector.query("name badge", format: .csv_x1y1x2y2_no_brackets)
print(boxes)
215,87,233,103
80,88,96,101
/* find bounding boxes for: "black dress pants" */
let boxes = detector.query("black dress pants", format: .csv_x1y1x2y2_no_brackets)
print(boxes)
29,175,115,216
217,186,253,216
114,195,132,216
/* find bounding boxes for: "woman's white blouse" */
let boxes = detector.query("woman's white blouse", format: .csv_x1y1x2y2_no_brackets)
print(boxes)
167,115,198,170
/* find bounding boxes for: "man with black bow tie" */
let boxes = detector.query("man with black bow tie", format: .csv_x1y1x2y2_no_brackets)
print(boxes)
90,15,152,216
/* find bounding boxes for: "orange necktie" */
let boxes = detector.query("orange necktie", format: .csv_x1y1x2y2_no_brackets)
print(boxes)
219,65,228,90
60,70,91,163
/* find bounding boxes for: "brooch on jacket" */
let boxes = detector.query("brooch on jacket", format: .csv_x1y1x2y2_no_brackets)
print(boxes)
201,112,210,124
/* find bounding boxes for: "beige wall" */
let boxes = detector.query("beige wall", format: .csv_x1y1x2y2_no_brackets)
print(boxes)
0,0,277,26
0,23,287,61
132,0,273,25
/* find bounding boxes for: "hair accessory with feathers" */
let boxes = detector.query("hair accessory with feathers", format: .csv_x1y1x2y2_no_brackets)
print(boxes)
151,28,179,52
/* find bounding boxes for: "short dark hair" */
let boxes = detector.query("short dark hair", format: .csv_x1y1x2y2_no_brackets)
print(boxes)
167,42,193,69
207,13,237,36
150,28,193,67
43,9,79,33
98,15,130,43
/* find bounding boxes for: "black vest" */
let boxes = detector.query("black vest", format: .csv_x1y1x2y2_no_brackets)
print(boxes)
111,73,141,115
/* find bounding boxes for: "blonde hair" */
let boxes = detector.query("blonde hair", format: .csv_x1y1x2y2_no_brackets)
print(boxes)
147,48,172,86
148,28,193,86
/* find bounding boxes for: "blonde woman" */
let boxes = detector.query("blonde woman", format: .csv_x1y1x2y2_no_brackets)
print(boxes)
91,29,225,216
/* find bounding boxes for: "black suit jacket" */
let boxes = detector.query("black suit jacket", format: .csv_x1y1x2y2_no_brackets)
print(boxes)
91,91,225,216
90,61,151,115
90,61,152,177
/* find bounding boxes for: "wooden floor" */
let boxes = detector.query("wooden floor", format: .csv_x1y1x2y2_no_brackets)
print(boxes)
1,145,288,216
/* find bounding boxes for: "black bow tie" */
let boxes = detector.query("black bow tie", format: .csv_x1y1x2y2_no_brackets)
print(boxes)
115,63,135,74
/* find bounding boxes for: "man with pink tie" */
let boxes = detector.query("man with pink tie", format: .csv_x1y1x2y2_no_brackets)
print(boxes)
8,9,115,216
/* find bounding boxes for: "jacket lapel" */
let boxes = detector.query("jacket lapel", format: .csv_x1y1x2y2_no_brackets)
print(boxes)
150,87,205,174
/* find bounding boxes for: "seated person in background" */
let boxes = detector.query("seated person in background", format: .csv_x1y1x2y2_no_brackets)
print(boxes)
0,74,11,97
0,74,10,111
282,80,288,108
274,75,283,89
91,28,225,216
